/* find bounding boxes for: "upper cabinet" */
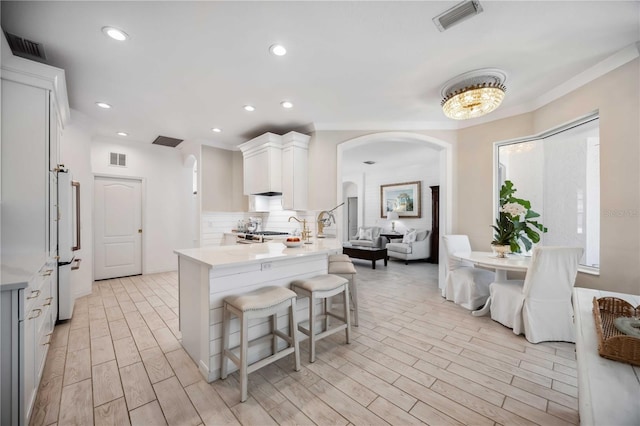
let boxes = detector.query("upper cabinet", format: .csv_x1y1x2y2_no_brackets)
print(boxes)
239,131,310,211
281,132,309,211
240,133,283,196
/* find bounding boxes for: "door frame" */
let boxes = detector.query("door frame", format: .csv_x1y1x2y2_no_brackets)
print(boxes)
93,173,146,280
336,132,453,292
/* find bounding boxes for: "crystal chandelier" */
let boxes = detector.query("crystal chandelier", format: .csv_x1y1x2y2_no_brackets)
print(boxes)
440,69,507,120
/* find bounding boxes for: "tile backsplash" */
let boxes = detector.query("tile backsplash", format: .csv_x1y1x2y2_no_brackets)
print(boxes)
201,197,323,246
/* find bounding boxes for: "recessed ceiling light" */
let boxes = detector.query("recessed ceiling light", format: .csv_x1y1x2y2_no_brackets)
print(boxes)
280,101,293,109
269,44,287,56
116,131,128,137
96,102,112,109
243,105,256,112
102,26,129,41
211,128,222,133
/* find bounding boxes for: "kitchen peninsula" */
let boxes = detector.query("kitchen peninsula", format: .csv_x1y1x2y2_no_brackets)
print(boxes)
174,239,342,382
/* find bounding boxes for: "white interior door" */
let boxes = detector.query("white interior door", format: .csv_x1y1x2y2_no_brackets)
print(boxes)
94,176,142,280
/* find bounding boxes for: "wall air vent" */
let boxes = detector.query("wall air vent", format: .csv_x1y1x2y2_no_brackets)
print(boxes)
433,0,483,32
152,135,184,148
109,152,127,167
4,31,47,63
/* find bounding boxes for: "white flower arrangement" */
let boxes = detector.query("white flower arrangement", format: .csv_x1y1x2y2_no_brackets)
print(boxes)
500,202,527,218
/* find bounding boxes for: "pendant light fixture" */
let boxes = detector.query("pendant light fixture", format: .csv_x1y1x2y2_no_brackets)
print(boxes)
440,68,507,120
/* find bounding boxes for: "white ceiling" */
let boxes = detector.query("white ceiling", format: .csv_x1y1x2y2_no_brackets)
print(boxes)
2,1,639,151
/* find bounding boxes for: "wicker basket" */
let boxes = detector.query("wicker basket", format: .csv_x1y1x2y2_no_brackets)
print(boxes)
592,297,640,366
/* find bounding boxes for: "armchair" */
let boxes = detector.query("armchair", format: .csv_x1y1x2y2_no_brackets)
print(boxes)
386,229,431,264
348,226,383,249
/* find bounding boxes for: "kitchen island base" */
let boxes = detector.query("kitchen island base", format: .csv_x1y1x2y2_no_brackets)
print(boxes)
175,240,341,382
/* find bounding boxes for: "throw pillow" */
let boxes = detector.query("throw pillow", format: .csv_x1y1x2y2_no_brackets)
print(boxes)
360,228,373,241
402,229,417,244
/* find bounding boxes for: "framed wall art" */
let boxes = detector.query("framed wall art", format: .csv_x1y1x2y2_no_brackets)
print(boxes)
380,181,421,218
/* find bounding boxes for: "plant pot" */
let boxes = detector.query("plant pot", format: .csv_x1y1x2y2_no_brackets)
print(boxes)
492,244,511,258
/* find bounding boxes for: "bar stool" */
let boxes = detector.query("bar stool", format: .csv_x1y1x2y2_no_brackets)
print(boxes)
328,260,359,327
329,254,351,263
220,286,300,402
291,274,351,363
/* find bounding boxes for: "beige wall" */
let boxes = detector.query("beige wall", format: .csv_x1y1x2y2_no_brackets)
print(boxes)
201,146,246,212
457,59,640,294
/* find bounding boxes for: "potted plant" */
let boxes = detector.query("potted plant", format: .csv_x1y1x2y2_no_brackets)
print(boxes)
492,180,547,256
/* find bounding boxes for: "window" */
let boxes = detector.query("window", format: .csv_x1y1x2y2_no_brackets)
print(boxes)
496,114,600,271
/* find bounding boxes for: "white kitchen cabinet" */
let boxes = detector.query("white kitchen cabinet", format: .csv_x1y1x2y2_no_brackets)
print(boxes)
239,133,283,196
1,262,56,426
1,32,69,426
239,132,310,210
281,132,310,211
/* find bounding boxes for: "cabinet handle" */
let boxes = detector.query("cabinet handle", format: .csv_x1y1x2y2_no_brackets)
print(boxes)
42,334,52,346
42,269,53,276
28,309,42,320
43,297,53,306
71,258,82,271
27,290,41,300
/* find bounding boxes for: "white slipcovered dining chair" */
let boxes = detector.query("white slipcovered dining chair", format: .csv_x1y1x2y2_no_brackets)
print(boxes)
443,235,495,310
490,246,583,343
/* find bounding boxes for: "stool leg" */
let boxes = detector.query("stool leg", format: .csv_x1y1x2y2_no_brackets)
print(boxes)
271,313,278,355
343,284,351,344
324,295,331,332
349,274,359,327
309,294,317,363
290,298,300,372
239,313,249,402
220,304,230,380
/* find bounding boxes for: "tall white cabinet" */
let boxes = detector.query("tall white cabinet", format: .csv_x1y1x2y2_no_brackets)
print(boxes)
0,33,69,425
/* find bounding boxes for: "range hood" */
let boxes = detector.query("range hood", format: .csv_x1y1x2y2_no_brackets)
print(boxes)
252,191,282,196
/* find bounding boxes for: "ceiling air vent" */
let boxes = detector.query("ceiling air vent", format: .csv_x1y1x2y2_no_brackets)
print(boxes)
433,0,483,32
152,135,184,148
4,31,47,63
109,152,127,167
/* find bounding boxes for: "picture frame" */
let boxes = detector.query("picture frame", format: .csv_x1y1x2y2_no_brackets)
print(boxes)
380,181,422,218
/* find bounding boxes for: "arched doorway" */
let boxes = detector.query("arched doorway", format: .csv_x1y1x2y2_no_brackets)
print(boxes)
337,132,452,291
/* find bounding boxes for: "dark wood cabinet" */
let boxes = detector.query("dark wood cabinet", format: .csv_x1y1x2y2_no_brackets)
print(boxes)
429,185,439,263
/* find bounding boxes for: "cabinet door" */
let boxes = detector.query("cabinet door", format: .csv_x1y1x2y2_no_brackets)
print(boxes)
281,145,308,211
243,151,265,195
1,80,49,272
22,302,37,424
281,147,294,209
49,94,60,171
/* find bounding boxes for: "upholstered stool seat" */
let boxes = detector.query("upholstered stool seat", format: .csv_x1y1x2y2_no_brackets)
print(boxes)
291,274,351,362
221,286,300,402
329,254,351,263
327,260,359,326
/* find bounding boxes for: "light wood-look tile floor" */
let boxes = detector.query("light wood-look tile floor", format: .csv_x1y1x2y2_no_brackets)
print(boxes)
30,260,579,425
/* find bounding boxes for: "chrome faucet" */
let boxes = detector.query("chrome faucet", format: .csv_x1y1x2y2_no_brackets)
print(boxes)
288,216,311,242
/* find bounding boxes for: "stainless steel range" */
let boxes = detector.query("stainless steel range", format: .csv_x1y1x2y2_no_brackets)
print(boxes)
235,231,290,244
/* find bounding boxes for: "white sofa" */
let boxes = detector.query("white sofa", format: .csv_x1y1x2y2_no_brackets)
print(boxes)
386,229,431,264
348,226,383,249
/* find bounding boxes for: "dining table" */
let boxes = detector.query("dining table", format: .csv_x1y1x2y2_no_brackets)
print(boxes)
452,251,531,316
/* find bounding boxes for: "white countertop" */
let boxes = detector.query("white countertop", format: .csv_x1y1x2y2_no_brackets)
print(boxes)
1,254,46,290
174,238,342,268
573,288,640,426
